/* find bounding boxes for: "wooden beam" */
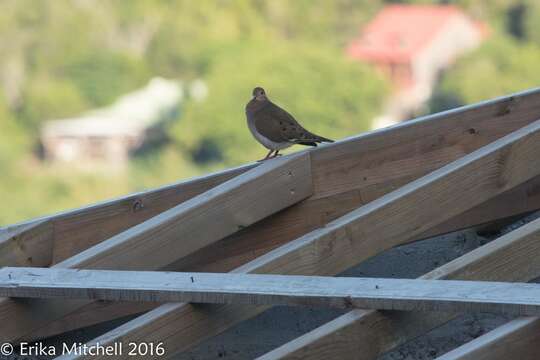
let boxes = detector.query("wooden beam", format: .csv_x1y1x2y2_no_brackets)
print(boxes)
0,153,312,342
0,220,53,267
0,165,253,339
6,87,540,270
50,164,254,263
171,88,540,275
3,268,540,317
13,88,540,339
258,215,540,360
0,163,253,267
67,119,540,360
434,317,540,360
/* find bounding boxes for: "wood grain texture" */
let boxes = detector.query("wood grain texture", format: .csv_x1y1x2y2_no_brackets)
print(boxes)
50,164,253,263
0,153,312,342
66,119,540,360
30,175,540,341
3,268,540,316
435,317,540,360
170,88,540,275
7,87,540,270
259,214,540,360
9,88,540,340
57,153,311,271
0,220,53,267
0,163,254,266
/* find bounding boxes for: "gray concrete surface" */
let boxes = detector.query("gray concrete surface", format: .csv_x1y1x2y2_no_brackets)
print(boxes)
1,212,538,360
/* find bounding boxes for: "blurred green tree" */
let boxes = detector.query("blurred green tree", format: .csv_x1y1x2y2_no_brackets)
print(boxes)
60,51,149,107
173,40,388,165
18,77,88,132
429,35,540,112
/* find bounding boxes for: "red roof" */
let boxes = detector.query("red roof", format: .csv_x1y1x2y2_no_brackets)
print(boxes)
347,5,477,63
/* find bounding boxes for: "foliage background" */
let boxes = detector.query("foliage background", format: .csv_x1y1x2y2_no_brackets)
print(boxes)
1,0,539,225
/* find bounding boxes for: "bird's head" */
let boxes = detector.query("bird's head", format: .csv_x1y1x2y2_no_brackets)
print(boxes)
252,87,267,101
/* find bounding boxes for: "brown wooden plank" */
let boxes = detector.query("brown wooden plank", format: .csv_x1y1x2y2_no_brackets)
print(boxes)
0,220,53,267
171,88,540,274
258,216,540,360
0,153,312,342
0,164,253,267
434,317,540,360
64,119,540,360
13,88,540,339
50,165,254,263
4,268,540,317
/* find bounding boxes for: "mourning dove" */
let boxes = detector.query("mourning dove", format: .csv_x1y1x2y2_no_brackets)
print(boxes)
245,87,334,160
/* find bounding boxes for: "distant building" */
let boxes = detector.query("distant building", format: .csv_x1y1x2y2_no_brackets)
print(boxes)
41,77,183,165
347,5,487,128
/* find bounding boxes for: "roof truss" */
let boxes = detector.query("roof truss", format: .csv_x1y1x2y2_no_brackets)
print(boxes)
2,88,540,358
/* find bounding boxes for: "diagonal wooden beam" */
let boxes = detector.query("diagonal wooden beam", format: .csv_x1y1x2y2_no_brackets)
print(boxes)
175,88,540,275
434,317,540,360
28,179,540,342
3,268,540,317
49,165,254,264
11,88,540,340
0,164,253,340
3,87,540,341
0,152,312,342
4,87,540,270
0,220,53,267
0,163,253,267
66,119,540,360
258,215,540,360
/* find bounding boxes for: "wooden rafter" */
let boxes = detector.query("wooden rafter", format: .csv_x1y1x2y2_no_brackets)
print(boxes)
0,163,252,267
5,88,540,340
64,118,540,360
3,268,540,317
435,317,540,360
0,152,312,342
0,220,53,267
258,213,540,360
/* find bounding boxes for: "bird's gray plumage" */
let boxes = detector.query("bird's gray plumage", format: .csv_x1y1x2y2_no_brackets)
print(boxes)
246,87,333,159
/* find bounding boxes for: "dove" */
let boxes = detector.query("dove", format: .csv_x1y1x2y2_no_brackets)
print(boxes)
245,87,334,160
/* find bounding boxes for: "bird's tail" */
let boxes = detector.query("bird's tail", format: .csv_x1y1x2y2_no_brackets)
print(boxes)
296,130,334,146
311,133,334,143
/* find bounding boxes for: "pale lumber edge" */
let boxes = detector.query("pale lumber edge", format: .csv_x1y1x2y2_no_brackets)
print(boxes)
435,317,540,360
258,215,540,360
0,152,312,342
66,119,540,360
2,268,540,316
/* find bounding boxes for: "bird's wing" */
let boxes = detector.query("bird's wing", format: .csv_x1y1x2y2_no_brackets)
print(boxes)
255,102,314,143
252,107,289,143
